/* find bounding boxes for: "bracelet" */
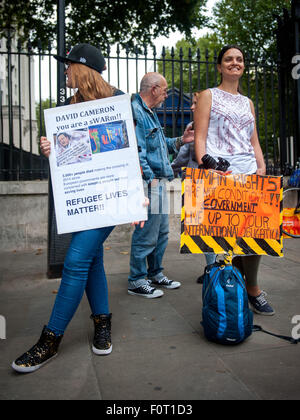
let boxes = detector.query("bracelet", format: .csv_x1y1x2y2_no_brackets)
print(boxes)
176,136,184,149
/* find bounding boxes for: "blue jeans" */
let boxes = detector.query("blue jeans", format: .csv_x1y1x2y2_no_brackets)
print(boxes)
205,253,216,266
47,226,114,336
128,181,169,288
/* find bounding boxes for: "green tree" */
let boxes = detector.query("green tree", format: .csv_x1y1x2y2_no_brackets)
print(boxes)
158,0,292,166
0,0,208,50
208,0,293,165
158,33,222,93
210,0,291,61
36,98,56,139
159,35,282,166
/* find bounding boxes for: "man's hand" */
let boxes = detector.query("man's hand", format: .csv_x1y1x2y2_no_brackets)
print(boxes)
132,220,147,228
131,197,149,228
150,178,159,188
182,124,194,144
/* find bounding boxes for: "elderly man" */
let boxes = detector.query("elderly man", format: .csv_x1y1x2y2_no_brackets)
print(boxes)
128,72,194,298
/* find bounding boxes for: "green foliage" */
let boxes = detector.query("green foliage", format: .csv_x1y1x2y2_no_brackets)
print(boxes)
158,34,222,93
36,98,56,139
158,0,292,165
0,0,208,50
208,0,291,163
159,38,281,164
0,1,56,48
210,0,291,61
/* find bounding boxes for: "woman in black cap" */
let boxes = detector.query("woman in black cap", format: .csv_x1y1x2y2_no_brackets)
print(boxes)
56,43,123,103
12,44,145,373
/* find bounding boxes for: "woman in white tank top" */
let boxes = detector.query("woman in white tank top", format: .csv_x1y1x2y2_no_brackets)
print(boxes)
194,45,275,316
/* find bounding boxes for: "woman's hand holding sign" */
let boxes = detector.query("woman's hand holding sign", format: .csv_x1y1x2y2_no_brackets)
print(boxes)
40,136,51,158
211,169,232,176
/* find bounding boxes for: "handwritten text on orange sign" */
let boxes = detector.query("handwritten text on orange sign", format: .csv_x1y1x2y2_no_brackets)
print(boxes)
184,168,281,240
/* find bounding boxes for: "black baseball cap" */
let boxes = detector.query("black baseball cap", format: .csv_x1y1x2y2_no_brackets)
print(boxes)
54,43,106,74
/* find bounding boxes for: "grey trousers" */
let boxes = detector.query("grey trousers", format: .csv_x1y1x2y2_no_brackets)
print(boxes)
232,255,261,287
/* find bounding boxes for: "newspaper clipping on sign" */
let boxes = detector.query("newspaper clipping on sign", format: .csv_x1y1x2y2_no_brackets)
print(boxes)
44,94,147,234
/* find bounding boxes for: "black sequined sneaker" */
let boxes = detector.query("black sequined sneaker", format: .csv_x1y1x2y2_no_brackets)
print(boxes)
91,313,113,355
12,326,63,373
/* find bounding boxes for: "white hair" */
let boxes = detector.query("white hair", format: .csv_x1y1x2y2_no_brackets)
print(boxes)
140,72,165,93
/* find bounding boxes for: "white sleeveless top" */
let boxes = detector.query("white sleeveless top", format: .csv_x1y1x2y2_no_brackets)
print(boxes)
206,88,257,174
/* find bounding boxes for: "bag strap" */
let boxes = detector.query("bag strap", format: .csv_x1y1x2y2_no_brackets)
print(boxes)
231,266,246,283
253,325,299,344
202,265,223,301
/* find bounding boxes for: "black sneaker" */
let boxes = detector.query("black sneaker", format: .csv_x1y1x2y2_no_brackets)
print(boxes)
148,275,181,289
248,292,275,316
128,283,164,298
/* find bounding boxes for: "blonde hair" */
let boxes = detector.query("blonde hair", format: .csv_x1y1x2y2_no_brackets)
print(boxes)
70,63,115,104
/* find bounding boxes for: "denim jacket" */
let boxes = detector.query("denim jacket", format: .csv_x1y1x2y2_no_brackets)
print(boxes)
132,94,178,183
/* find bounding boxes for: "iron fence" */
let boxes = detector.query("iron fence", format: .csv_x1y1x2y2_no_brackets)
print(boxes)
0,40,298,181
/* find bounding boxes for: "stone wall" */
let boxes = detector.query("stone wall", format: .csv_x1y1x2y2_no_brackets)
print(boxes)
0,179,182,251
1,177,294,252
0,181,48,251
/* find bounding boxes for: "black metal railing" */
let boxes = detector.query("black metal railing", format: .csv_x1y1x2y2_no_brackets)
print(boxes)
0,40,298,180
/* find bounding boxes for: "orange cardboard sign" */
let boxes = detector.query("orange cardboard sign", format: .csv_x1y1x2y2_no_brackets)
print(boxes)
184,168,282,240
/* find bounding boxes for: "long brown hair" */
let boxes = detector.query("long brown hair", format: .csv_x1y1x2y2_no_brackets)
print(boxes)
70,63,115,104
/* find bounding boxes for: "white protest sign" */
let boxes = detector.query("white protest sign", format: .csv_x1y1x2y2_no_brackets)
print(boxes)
44,94,147,234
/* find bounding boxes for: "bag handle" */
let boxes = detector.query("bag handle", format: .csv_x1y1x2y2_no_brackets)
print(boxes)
216,251,233,266
253,325,299,344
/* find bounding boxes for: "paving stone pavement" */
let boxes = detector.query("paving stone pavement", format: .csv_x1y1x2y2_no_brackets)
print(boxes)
0,238,300,401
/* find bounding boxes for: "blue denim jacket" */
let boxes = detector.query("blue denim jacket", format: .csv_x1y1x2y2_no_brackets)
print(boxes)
132,94,178,183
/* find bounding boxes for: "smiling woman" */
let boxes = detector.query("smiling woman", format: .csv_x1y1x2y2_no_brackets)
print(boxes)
193,44,275,317
217,45,245,93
